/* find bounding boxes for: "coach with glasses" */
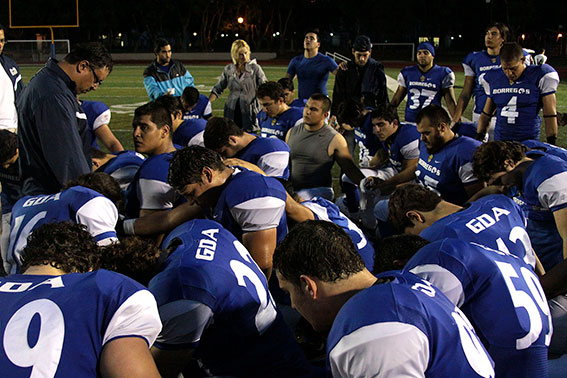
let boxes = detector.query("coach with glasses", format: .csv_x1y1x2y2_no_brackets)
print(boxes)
17,42,113,195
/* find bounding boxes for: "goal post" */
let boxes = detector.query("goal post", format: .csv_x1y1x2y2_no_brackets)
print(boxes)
4,40,71,63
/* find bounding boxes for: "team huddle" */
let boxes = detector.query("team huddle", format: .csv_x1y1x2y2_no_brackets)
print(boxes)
0,20,566,378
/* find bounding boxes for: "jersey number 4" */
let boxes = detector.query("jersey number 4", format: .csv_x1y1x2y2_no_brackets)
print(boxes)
500,96,519,124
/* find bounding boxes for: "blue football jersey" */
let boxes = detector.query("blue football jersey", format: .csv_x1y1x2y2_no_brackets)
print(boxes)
353,111,381,164
100,150,145,191
481,64,559,141
213,168,288,244
173,118,207,147
452,121,479,139
236,136,290,179
290,98,307,109
80,100,111,149
327,270,494,378
462,51,502,114
522,139,567,161
183,94,212,120
415,136,481,205
397,65,455,123
124,152,181,219
258,107,303,140
518,152,567,270
404,239,551,378
421,194,536,269
0,270,161,378
301,197,375,270
8,186,118,272
151,219,313,377
378,122,420,173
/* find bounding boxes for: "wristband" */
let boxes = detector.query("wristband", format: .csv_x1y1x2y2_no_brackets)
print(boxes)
481,111,492,117
547,135,557,145
123,219,136,235
543,114,558,118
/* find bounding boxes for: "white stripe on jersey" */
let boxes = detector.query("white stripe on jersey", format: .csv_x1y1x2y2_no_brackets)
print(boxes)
257,151,290,178
538,71,560,95
442,71,456,88
75,196,118,241
138,178,178,210
329,322,429,378
156,299,213,346
397,71,407,88
188,130,205,147
537,171,567,209
103,289,162,347
231,197,285,232
400,139,420,161
410,264,466,307
93,109,111,130
458,162,477,184
462,63,475,77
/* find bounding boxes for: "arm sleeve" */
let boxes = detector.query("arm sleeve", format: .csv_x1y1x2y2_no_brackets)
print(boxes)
143,76,162,101
211,67,229,97
75,196,118,245
286,58,296,77
155,299,213,349
537,172,567,211
329,322,429,378
182,70,195,89
479,74,491,97
462,63,475,77
255,64,267,87
203,101,213,118
458,162,477,184
538,68,560,96
103,290,163,347
93,109,111,130
400,140,420,160
35,95,91,188
256,151,290,178
442,70,456,88
397,71,407,88
408,264,466,307
137,178,179,210
230,196,286,232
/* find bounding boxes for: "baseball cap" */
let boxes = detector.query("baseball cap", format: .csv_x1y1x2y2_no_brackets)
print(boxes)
353,35,372,52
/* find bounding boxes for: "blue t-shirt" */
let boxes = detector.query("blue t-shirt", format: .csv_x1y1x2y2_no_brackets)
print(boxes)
8,186,118,272
397,64,455,123
462,50,502,114
173,118,207,147
183,94,212,120
415,136,481,205
327,270,494,378
287,53,338,99
150,219,313,377
124,152,181,218
80,100,110,149
378,122,421,173
481,64,559,141
302,197,375,270
0,270,161,378
213,168,288,244
236,136,290,179
404,239,551,378
258,107,303,140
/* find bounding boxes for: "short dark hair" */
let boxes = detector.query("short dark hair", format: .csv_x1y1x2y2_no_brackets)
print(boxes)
277,77,294,91
64,42,113,73
373,235,430,274
257,81,285,101
65,172,122,206
415,104,451,126
472,141,527,182
500,42,524,62
99,237,162,286
181,86,200,108
305,28,320,42
154,38,170,54
133,101,172,130
370,103,399,123
0,130,18,164
154,94,184,116
168,146,226,190
309,93,331,113
486,22,510,42
388,184,442,233
203,117,244,150
273,220,365,288
20,222,99,273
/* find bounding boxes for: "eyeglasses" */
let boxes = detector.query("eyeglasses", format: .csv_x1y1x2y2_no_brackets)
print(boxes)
88,63,103,86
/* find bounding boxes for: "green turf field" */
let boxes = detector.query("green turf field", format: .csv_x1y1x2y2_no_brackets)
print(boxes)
18,63,567,151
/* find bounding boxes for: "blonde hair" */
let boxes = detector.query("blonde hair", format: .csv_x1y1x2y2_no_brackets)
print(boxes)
230,39,250,64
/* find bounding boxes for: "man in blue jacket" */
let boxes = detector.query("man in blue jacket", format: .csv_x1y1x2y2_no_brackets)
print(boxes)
143,38,194,100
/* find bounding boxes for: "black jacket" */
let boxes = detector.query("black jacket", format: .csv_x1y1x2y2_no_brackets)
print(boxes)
332,57,389,114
